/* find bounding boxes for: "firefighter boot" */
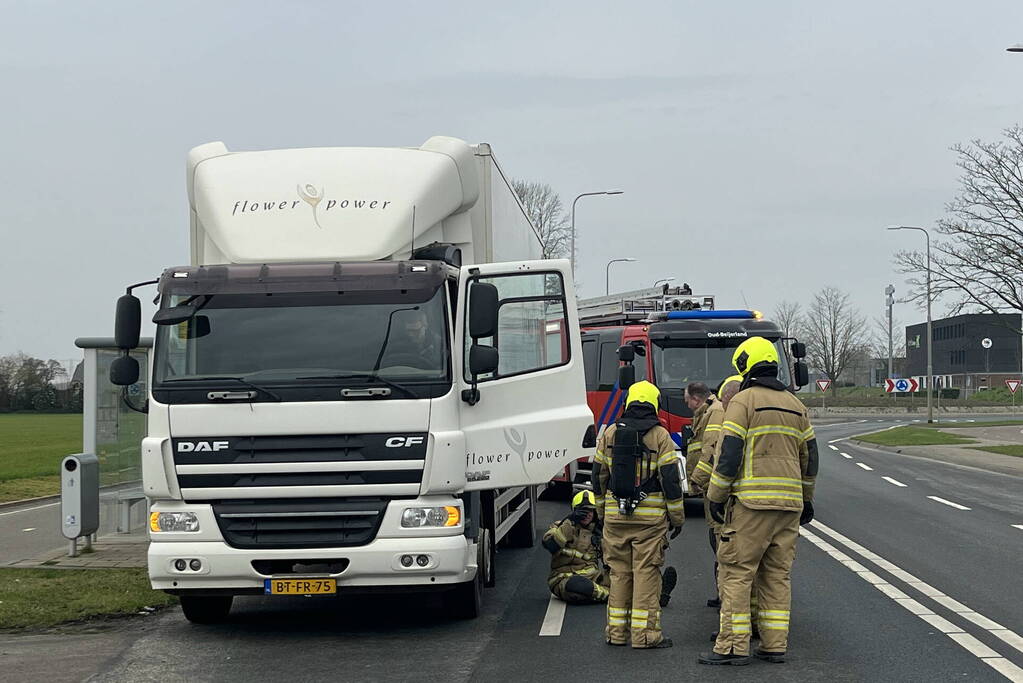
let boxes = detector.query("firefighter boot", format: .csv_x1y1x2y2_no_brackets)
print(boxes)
659,567,678,607
698,652,751,666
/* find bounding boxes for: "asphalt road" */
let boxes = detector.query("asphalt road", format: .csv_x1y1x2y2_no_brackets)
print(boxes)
0,499,64,562
3,417,1022,682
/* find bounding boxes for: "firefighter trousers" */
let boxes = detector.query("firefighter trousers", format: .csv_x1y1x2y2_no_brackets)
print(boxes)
550,571,610,604
602,515,668,648
714,501,799,656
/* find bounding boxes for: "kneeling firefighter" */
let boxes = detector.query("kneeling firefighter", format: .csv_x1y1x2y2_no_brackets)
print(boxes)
593,380,684,649
698,337,818,666
543,490,610,604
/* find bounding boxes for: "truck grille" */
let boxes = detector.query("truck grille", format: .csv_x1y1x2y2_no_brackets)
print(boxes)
212,498,389,549
171,433,427,501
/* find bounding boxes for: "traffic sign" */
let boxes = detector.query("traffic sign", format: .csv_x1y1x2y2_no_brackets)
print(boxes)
816,379,832,393
885,378,920,393
1007,379,1022,395
982,338,993,349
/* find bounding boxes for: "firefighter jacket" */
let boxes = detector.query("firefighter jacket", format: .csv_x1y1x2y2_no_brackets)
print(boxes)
593,423,685,528
543,518,602,586
684,398,712,479
706,374,818,511
690,397,724,493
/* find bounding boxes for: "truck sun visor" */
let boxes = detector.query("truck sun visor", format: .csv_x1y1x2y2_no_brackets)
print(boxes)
158,261,447,297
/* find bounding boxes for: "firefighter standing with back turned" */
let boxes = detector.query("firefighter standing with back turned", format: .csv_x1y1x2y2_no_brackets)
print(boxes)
543,490,610,604
698,337,818,666
593,380,684,649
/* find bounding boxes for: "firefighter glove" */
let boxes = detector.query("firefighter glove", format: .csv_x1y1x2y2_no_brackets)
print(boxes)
709,501,726,524
670,525,682,540
799,500,814,526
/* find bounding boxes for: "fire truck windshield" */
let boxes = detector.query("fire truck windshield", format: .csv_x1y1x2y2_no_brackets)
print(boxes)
651,338,792,390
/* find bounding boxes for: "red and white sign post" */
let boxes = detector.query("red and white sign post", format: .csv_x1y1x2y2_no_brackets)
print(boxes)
816,379,832,409
1006,379,1021,413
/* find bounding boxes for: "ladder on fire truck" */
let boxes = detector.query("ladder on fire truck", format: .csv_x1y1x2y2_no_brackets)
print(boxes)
577,285,716,328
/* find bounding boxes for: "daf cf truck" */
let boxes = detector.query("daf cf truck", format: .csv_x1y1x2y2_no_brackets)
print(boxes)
109,136,592,622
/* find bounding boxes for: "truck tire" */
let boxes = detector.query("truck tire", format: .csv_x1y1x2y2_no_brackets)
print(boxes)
180,595,233,624
505,486,537,548
443,528,488,619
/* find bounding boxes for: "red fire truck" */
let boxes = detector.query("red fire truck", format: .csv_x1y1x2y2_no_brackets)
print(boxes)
549,286,808,493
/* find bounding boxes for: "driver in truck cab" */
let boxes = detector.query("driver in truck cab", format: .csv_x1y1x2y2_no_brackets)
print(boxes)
383,307,443,369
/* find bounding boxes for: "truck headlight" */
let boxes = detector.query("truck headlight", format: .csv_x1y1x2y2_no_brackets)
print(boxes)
150,512,200,532
400,506,460,528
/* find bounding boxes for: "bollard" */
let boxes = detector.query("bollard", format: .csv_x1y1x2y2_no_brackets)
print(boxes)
61,453,100,557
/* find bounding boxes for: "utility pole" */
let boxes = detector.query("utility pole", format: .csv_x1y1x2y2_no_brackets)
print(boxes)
887,226,933,423
886,284,895,382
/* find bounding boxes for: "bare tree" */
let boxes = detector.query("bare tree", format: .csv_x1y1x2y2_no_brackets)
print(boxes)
774,300,805,340
865,315,906,361
512,179,571,260
804,287,867,393
895,126,1023,334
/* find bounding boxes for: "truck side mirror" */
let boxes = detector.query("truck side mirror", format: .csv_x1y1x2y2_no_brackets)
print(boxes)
468,344,499,376
794,361,809,388
791,341,807,359
115,294,142,349
618,364,635,391
468,282,499,339
617,345,635,363
110,355,140,386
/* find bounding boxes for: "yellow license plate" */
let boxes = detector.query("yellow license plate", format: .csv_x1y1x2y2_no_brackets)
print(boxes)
264,578,337,595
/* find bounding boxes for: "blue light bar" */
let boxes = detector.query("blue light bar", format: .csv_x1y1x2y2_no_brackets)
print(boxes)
666,309,760,320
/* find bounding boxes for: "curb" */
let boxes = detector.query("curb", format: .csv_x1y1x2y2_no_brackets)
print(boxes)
0,494,61,511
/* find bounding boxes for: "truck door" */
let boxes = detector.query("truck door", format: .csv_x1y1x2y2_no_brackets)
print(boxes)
457,260,592,490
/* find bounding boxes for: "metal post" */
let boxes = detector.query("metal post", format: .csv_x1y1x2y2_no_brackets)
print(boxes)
886,284,895,400
570,190,623,279
68,538,78,558
887,226,933,422
605,258,636,295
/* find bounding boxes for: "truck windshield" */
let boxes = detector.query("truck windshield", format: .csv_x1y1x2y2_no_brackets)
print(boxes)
154,288,449,395
651,338,792,391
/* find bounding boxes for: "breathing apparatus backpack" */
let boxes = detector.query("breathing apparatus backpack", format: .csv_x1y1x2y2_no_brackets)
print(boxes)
609,422,659,515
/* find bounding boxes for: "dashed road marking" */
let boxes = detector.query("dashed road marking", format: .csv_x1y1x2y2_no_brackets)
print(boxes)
0,502,60,517
1012,525,1023,531
539,594,567,636
803,522,1023,679
840,452,853,459
927,496,971,511
855,462,873,471
881,477,907,487
21,527,36,532
828,445,839,451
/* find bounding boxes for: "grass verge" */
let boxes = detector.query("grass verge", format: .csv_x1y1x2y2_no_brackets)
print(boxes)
0,475,61,504
968,445,1023,458
0,568,176,629
853,426,978,447
923,420,1023,429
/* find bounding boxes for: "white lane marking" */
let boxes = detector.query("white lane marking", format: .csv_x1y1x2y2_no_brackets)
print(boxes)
0,502,60,517
539,594,567,636
801,526,1023,679
21,527,36,532
1011,525,1023,531
809,521,1023,659
928,496,971,511
855,462,873,471
882,477,908,487
840,452,853,459
828,445,839,451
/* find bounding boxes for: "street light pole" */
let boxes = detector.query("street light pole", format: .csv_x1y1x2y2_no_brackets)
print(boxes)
654,277,675,288
886,284,895,386
606,258,636,295
570,190,623,278
888,226,934,423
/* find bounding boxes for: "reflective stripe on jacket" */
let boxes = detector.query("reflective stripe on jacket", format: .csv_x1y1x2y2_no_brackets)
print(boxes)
689,397,724,493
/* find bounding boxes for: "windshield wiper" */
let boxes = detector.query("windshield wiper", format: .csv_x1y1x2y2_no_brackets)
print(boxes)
295,373,419,398
162,376,282,402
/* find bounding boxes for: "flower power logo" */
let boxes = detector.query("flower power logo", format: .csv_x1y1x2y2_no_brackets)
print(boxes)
229,186,393,229
297,184,326,229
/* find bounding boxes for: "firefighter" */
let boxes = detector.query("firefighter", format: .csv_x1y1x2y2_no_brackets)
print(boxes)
592,380,685,649
543,490,610,604
698,337,818,666
683,381,715,481
689,375,739,608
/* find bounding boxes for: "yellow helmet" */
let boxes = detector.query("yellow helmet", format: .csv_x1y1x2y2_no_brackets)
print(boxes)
719,374,743,394
625,380,660,408
572,489,596,510
732,337,779,376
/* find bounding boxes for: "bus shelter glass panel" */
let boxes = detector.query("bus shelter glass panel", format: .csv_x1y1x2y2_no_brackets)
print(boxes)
94,350,147,487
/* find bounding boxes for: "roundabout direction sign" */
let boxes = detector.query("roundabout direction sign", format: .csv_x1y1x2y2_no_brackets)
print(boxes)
885,378,920,393
982,338,993,349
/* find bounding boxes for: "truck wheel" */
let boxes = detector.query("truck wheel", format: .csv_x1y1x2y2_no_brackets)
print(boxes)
180,595,233,624
444,528,488,619
505,486,537,548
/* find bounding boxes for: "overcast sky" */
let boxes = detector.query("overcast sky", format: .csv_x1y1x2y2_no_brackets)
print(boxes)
2,1,1022,363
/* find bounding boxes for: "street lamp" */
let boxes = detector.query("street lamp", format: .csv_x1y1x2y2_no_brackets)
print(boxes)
654,277,675,288
570,190,624,277
606,258,636,295
885,284,895,386
887,225,933,423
